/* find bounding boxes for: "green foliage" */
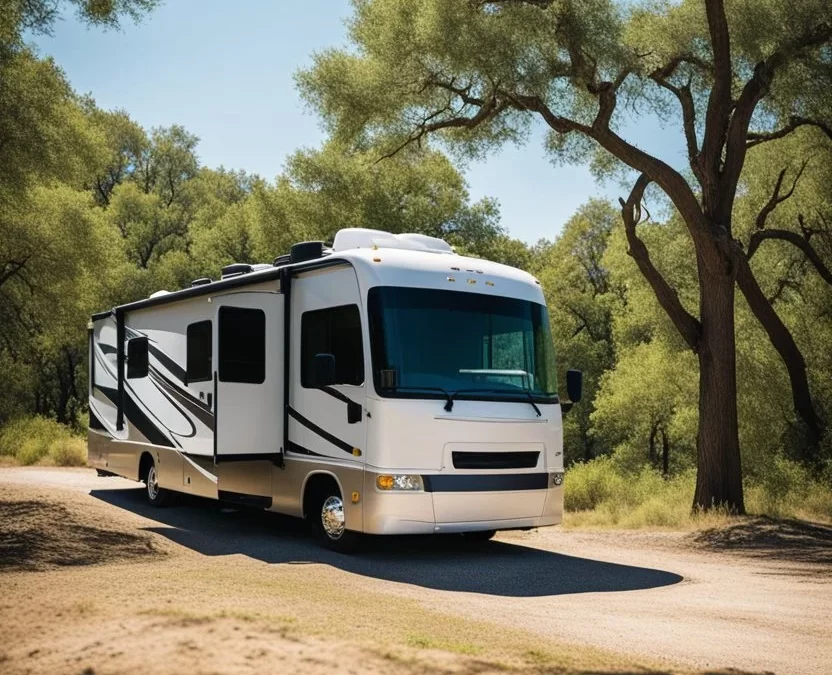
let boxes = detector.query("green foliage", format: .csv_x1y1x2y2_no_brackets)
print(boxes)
0,416,86,466
565,456,832,527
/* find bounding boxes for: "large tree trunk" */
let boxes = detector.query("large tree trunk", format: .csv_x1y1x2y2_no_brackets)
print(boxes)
693,261,745,513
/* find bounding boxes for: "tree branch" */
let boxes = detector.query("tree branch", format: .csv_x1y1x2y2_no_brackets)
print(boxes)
736,251,824,446
619,174,702,352
747,228,832,285
0,257,32,289
700,0,733,196
377,93,510,160
748,116,832,147
754,160,808,231
649,70,700,174
717,21,832,223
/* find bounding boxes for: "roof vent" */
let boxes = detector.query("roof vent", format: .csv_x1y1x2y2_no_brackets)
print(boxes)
332,228,453,254
290,241,325,264
221,263,253,279
191,277,212,287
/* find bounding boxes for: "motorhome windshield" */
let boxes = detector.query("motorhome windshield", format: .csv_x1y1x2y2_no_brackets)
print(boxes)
368,286,558,402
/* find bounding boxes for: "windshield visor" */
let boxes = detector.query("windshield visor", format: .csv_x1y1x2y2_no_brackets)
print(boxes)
368,287,558,402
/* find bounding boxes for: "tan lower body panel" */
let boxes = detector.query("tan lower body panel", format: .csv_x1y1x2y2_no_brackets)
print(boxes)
88,434,562,536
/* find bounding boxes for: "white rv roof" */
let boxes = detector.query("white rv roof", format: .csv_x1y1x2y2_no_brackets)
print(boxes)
329,230,544,305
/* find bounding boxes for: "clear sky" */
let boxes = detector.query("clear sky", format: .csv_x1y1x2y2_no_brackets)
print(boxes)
32,0,685,244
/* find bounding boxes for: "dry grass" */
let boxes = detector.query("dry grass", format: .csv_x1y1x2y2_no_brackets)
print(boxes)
0,417,87,466
564,457,832,529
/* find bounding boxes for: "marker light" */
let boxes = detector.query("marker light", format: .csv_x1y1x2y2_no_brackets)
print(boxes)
376,474,424,491
551,472,564,487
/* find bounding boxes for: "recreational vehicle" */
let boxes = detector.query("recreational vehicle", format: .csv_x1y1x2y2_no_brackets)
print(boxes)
88,228,582,551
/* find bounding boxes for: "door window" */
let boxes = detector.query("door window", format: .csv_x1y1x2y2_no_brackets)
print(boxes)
301,305,364,387
219,307,265,383
186,320,212,382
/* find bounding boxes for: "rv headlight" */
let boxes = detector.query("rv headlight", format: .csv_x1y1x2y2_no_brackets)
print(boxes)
376,474,424,491
551,472,564,487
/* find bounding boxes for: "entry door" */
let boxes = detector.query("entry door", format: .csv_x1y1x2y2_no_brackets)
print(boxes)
214,292,283,460
289,266,366,461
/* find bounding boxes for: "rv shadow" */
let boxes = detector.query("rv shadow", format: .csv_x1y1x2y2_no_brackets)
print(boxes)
91,487,683,598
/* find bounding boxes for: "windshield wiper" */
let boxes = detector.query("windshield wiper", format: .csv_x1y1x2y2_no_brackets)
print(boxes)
444,388,542,417
389,385,544,416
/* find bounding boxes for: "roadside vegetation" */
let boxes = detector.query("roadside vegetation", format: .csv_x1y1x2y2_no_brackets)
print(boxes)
565,457,832,528
0,417,87,467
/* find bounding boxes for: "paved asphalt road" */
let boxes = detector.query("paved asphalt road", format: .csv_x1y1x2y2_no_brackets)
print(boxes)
1,467,830,674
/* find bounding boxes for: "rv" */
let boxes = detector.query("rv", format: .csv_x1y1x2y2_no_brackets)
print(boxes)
88,228,581,551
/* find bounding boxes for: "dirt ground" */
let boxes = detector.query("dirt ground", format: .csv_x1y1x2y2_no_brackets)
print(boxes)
0,467,830,675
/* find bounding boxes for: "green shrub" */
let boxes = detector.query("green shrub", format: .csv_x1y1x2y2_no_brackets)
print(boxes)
565,456,832,528
0,416,87,466
563,456,627,511
47,436,87,466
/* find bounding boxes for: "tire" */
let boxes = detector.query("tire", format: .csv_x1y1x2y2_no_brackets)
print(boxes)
310,488,362,553
144,459,172,507
462,529,497,542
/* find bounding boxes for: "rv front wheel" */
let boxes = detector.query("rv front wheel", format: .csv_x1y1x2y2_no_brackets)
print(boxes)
308,486,361,553
142,457,172,507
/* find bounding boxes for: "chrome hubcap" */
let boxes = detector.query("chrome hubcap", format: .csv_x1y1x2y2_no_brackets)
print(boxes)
147,465,159,500
321,496,345,539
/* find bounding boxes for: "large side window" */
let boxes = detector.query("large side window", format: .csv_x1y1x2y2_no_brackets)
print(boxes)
218,307,265,384
301,305,364,387
186,320,212,382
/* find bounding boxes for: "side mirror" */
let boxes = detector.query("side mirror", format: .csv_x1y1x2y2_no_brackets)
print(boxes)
310,353,336,388
127,336,149,379
566,369,583,403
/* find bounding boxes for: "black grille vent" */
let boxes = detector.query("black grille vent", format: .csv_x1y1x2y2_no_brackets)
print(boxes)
452,451,539,470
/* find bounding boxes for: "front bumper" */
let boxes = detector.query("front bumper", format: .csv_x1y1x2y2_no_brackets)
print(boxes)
360,474,563,535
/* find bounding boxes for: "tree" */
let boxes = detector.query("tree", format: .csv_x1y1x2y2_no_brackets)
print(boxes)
2,0,160,42
251,141,506,260
534,200,618,464
298,0,832,511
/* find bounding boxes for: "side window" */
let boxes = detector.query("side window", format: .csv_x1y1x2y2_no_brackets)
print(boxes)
301,305,364,387
218,307,265,384
186,320,212,383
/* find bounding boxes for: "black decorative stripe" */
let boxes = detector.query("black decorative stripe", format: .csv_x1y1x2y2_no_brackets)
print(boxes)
99,343,116,355
96,385,175,448
286,441,326,457
215,453,281,463
287,407,356,455
150,369,214,428
148,344,187,383
320,386,355,405
422,473,549,492
88,409,106,431
150,380,197,438
218,490,273,509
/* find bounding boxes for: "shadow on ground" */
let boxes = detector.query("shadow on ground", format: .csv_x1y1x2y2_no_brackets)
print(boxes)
693,516,832,569
91,487,682,597
0,498,162,571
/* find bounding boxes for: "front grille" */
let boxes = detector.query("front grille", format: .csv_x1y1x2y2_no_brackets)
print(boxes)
452,451,540,470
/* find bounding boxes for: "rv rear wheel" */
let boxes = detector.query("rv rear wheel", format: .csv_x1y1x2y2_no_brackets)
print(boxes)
310,487,361,553
142,457,172,507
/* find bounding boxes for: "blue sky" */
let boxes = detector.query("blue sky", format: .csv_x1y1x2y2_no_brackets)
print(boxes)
33,0,685,243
